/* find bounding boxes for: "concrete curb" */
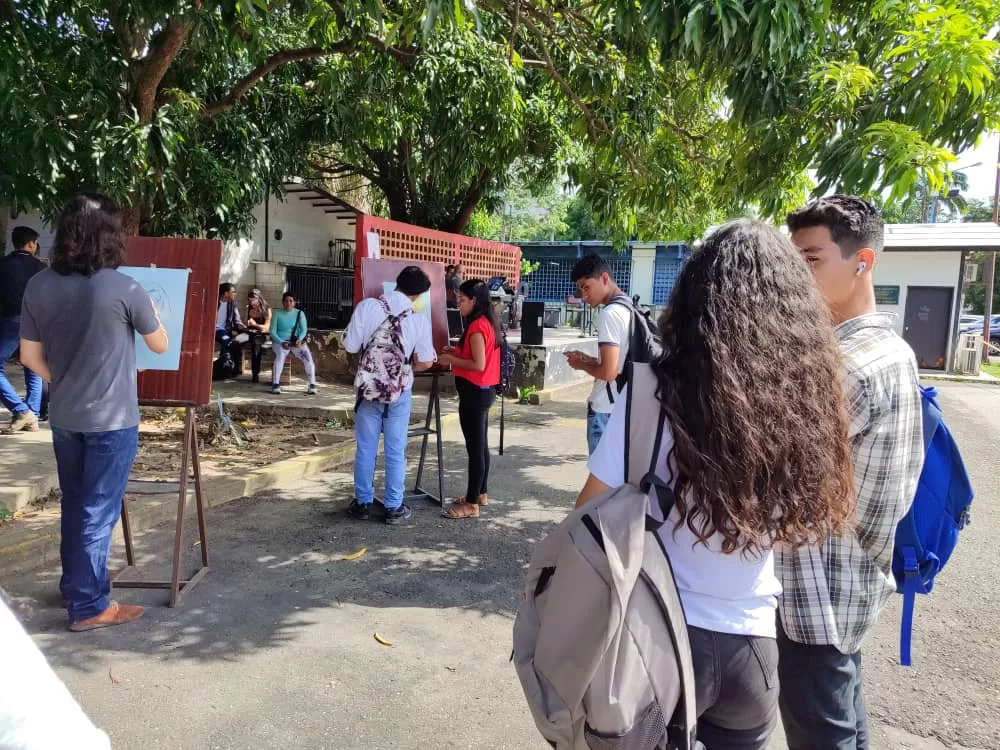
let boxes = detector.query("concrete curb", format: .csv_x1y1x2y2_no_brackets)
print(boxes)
0,410,471,576
922,374,1000,386
526,378,591,405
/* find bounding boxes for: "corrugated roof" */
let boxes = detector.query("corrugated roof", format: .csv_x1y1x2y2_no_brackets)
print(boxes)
883,222,1000,251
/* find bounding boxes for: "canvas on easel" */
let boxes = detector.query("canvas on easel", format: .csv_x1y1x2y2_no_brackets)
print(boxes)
358,257,449,352
111,237,222,607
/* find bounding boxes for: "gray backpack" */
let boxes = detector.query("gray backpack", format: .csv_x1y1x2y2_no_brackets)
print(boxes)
513,364,700,750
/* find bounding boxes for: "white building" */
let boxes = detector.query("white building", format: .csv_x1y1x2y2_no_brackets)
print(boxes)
876,222,1000,372
4,180,363,327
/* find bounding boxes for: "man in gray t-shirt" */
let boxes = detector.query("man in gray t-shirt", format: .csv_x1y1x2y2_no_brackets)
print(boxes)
21,268,160,433
20,252,166,632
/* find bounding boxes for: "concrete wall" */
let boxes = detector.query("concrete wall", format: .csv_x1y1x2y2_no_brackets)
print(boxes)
873,250,962,337
629,243,656,304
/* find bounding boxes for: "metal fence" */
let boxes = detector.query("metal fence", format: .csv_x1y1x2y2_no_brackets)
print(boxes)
519,243,633,303
285,265,354,329
651,244,691,305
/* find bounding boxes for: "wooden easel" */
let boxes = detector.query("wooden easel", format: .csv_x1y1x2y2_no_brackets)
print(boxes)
112,405,209,607
405,370,445,505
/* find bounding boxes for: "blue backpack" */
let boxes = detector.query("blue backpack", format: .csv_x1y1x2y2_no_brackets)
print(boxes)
892,385,973,665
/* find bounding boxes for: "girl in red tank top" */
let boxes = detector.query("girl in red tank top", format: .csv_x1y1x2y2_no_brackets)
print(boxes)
438,279,501,519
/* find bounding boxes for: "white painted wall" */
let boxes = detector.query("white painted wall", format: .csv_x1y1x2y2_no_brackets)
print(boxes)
873,250,962,334
629,243,656,304
3,209,53,260
873,250,962,370
220,195,356,291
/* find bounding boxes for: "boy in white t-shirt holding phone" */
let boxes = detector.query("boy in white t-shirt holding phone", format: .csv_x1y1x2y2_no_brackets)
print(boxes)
565,254,632,454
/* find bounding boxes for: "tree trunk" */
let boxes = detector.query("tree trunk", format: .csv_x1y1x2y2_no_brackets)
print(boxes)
382,181,412,225
443,170,493,234
121,206,141,236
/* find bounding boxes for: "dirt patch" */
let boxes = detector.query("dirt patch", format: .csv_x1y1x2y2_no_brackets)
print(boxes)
135,407,357,481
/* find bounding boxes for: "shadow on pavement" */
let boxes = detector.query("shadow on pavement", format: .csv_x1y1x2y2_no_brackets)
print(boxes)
6,395,589,676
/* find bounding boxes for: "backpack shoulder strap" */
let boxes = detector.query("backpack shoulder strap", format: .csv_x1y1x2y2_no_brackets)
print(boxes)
289,309,303,344
624,363,665,487
604,297,639,405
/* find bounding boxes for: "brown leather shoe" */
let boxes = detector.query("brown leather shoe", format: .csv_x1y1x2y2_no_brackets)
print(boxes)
68,601,145,632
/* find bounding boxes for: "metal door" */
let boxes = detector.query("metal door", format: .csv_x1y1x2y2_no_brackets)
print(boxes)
902,286,953,370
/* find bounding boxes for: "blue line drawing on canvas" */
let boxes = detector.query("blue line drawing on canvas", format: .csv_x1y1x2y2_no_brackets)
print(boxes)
120,266,190,371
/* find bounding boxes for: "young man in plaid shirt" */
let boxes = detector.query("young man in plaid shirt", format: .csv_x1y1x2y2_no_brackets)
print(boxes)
777,196,924,749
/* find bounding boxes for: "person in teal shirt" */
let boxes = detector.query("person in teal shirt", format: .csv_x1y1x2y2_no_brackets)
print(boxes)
268,291,317,395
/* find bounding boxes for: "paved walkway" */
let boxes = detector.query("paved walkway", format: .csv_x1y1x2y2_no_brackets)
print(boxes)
3,382,997,749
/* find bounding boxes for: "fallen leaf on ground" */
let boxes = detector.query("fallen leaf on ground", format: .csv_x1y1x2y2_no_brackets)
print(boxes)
193,540,201,547
445,666,456,672
108,668,120,684
341,547,367,561
374,632,393,647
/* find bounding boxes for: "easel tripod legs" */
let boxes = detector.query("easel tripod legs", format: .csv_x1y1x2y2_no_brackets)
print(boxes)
112,406,210,607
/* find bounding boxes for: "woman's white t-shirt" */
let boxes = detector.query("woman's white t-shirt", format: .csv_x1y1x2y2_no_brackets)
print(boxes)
587,392,781,638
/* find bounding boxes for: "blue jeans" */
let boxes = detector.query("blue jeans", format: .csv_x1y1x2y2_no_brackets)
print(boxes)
0,316,42,416
586,406,610,455
354,391,412,510
53,426,139,621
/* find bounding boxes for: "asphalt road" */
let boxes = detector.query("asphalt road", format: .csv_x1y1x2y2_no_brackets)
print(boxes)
3,381,998,750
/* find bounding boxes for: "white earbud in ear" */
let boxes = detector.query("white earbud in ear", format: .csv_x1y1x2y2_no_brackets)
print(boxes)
856,261,867,276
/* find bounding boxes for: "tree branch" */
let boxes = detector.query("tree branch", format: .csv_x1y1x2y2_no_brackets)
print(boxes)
521,21,643,173
108,1,137,59
135,16,195,122
201,43,354,118
1,0,30,49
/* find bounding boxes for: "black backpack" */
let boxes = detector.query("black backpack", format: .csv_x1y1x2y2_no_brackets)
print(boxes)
605,297,662,404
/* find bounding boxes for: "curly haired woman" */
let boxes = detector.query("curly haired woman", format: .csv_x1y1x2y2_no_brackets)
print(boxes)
576,219,855,750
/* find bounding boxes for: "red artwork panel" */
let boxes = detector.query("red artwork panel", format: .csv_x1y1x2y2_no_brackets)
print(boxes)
125,237,222,406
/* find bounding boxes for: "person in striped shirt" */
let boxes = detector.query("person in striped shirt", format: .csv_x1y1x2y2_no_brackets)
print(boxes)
777,195,924,750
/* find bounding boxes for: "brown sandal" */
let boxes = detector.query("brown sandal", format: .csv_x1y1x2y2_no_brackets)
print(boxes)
456,494,489,506
443,501,480,519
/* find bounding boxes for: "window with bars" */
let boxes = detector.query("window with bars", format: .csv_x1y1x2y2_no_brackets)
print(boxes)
285,266,355,329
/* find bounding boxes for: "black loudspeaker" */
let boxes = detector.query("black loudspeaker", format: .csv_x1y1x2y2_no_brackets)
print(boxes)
447,309,464,340
521,301,544,346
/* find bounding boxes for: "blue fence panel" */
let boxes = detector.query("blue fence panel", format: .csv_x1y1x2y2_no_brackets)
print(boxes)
518,243,633,303
651,244,691,305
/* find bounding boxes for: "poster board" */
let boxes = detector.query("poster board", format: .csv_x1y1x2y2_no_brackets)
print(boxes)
125,237,223,406
359,258,448,352
119,266,190,370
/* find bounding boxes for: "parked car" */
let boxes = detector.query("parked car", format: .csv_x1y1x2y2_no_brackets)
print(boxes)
959,314,983,333
962,314,1000,345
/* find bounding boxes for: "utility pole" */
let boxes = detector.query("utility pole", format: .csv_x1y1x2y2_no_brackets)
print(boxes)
983,137,1000,361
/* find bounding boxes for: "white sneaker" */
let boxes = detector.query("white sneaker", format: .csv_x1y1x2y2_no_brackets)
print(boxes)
270,384,281,395
307,384,317,395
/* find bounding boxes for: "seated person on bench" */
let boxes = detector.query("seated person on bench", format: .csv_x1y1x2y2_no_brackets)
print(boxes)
214,283,247,380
